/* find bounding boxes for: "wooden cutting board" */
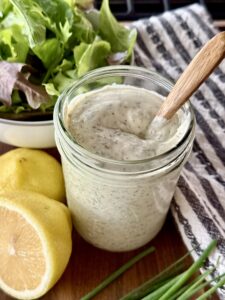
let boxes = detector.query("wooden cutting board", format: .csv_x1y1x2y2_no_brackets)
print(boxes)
0,144,219,300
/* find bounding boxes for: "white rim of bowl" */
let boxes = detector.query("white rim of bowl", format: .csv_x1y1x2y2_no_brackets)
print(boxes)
0,118,53,127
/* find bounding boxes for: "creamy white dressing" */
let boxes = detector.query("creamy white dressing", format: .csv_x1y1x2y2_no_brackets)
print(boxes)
65,85,188,160
58,84,193,251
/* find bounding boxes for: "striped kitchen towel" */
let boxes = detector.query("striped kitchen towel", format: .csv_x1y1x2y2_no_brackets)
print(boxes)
132,3,225,299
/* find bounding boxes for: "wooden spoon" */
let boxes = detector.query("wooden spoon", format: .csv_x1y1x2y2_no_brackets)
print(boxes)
146,31,225,138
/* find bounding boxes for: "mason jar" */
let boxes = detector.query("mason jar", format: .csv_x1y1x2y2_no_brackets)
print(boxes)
54,66,195,252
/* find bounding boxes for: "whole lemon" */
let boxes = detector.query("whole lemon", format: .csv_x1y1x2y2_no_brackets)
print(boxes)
0,148,65,202
0,190,72,300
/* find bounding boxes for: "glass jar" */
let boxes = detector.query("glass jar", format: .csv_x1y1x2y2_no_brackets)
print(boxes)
54,66,195,252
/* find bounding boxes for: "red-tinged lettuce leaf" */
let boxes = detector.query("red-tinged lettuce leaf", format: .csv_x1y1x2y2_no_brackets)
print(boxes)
108,52,128,65
0,61,50,109
15,73,50,109
0,61,24,105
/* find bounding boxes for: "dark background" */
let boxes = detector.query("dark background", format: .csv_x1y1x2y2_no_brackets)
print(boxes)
96,0,225,26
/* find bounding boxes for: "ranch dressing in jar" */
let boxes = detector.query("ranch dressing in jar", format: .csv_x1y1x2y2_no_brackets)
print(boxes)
65,85,188,160
54,66,195,252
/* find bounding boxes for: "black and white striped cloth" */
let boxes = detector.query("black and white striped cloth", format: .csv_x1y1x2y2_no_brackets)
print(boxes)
132,4,225,298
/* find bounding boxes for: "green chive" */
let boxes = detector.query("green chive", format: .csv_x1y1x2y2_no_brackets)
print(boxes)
196,273,225,300
158,240,217,300
177,268,215,300
120,251,189,300
141,274,184,300
81,245,155,300
169,282,195,300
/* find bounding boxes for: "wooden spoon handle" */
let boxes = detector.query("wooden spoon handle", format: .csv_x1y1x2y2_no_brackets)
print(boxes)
157,31,225,120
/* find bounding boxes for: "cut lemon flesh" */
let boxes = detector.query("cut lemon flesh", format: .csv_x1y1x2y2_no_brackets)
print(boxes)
0,207,46,291
0,191,72,300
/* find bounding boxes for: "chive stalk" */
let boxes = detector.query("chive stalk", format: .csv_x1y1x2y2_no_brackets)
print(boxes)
141,274,184,300
168,272,215,300
169,282,195,300
82,240,220,300
177,268,215,300
81,246,155,300
120,251,190,300
180,272,225,300
157,240,217,300
192,273,225,300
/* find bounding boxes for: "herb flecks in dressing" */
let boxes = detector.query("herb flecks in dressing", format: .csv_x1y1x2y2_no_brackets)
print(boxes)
66,85,187,160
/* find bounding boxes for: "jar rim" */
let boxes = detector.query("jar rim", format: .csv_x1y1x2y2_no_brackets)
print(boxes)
54,65,195,170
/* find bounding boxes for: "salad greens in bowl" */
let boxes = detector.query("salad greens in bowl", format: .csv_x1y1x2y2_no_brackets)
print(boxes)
0,0,136,147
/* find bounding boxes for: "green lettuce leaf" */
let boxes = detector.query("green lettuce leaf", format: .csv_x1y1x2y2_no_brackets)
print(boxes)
52,68,78,93
48,57,76,95
0,0,12,19
74,0,94,10
0,9,22,29
9,0,49,47
0,42,11,60
34,0,73,43
99,0,137,56
43,83,60,97
74,42,88,63
0,25,29,62
74,38,111,77
34,0,95,46
0,0,136,119
84,9,100,31
53,58,74,73
35,0,74,27
68,8,95,46
59,20,72,44
32,38,64,69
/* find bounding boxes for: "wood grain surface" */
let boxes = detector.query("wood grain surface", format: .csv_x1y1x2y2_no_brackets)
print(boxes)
0,143,219,300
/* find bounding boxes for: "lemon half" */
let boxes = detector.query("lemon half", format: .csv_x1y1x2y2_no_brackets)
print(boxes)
0,190,72,300
0,148,65,202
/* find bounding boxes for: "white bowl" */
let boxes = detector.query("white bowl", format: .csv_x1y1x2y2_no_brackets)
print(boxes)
0,59,135,149
0,118,55,148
